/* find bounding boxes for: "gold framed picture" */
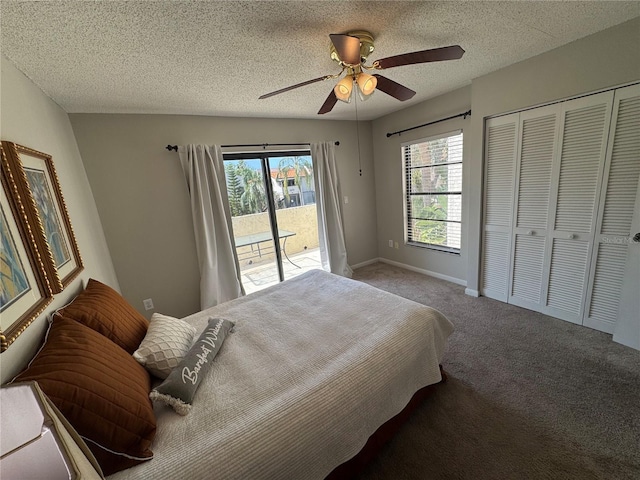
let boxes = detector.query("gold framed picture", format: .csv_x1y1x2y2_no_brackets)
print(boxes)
1,146,54,352
1,141,83,294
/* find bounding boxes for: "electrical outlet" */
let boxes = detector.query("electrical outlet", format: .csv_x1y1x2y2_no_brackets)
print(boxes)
394,241,399,249
143,298,154,311
388,240,393,248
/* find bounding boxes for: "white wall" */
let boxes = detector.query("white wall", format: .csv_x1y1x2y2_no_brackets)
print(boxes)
0,56,118,383
69,114,377,319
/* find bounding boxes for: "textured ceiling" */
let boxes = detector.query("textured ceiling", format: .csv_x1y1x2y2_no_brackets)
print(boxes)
1,1,639,121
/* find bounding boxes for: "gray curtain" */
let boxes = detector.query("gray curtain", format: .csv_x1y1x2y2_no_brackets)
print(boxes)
179,145,244,309
311,142,353,277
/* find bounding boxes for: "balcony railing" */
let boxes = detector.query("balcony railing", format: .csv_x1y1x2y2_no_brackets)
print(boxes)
232,204,322,293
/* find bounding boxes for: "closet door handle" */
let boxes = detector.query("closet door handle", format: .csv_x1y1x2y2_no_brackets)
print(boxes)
568,234,575,240
527,230,534,236
633,233,640,243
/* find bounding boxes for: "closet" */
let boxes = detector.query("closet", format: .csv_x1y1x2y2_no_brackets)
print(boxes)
481,83,640,334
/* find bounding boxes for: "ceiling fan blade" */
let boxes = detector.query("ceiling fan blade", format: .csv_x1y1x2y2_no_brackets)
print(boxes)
330,34,361,65
318,90,338,115
259,76,329,99
375,45,465,70
373,75,416,101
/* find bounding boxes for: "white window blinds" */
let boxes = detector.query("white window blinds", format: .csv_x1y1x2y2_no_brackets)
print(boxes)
402,130,463,253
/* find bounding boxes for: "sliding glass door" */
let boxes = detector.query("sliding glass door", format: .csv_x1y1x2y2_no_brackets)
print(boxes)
223,151,321,293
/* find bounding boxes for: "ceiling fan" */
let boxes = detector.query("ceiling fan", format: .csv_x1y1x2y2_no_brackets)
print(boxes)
259,30,464,115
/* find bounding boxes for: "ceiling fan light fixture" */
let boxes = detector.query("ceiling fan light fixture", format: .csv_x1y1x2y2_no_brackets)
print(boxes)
356,72,377,96
334,76,353,103
356,83,375,102
259,28,465,115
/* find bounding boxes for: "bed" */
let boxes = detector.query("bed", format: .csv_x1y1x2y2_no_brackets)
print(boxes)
12,269,453,479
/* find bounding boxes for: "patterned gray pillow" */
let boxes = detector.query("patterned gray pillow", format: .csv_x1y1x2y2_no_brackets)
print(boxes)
149,318,233,415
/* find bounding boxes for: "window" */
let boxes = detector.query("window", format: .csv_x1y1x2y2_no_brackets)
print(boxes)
222,152,321,293
403,130,463,253
224,154,315,215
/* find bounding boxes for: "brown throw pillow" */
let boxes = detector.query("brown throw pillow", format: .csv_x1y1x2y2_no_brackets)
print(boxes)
13,316,156,476
57,278,148,353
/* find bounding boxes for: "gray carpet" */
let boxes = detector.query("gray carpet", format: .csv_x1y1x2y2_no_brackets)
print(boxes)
351,262,640,480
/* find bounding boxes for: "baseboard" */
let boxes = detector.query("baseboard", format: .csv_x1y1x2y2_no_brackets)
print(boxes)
612,334,640,351
583,317,616,335
351,258,381,270
465,288,480,297
378,257,467,287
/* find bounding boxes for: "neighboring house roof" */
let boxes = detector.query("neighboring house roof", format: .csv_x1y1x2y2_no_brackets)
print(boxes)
270,169,309,179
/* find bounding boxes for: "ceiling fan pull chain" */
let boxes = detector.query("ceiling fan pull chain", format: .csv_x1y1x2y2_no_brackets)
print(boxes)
355,90,362,177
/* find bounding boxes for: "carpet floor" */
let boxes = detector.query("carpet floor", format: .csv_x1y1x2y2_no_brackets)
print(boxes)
351,262,640,480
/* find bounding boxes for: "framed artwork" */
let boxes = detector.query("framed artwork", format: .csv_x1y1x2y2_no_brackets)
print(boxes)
1,146,54,352
1,141,83,294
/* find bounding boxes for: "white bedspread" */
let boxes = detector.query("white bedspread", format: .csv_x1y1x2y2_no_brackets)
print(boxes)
109,270,453,480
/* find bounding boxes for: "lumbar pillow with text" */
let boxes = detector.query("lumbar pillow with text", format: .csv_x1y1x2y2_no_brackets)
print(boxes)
133,313,197,379
150,318,234,415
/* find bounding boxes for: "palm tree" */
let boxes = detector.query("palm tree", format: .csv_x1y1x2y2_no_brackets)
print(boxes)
276,156,313,206
238,165,267,214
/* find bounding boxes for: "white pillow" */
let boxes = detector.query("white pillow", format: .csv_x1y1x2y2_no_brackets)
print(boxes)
133,313,197,379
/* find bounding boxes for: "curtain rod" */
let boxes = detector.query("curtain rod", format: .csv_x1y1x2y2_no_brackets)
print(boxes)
166,141,339,152
386,110,471,138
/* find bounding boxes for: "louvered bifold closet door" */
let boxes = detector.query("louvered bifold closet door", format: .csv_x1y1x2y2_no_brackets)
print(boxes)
481,114,519,301
508,106,559,312
584,84,640,333
543,91,614,324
